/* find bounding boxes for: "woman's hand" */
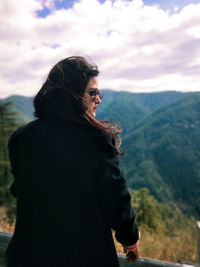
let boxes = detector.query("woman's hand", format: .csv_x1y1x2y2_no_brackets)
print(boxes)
123,245,139,262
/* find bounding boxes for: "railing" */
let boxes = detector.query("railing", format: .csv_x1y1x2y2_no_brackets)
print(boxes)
0,231,199,267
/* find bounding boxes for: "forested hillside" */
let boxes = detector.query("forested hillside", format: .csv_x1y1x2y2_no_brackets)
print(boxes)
1,91,185,132
1,91,200,217
0,91,199,262
96,90,185,134
122,93,200,216
0,102,19,222
0,95,34,124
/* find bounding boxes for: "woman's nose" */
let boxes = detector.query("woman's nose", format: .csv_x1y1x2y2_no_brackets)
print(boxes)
95,95,101,104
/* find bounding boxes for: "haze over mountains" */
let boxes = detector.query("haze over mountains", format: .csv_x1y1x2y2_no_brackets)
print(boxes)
1,90,200,217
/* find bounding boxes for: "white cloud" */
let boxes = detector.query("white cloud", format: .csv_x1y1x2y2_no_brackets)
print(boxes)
174,6,179,12
0,0,200,98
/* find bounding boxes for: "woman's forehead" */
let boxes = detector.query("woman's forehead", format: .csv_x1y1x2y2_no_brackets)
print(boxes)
87,77,98,88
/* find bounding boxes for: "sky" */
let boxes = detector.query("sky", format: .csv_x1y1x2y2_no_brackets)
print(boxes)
1,0,200,98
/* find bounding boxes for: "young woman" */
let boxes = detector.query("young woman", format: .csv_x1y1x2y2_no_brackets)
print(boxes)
6,56,139,267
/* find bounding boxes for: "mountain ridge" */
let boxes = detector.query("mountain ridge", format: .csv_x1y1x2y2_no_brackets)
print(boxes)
1,90,200,217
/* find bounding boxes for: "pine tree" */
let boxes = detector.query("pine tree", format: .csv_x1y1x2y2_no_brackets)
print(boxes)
0,101,19,222
131,188,165,231
0,102,18,185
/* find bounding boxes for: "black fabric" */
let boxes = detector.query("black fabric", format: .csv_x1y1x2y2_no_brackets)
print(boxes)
6,118,139,267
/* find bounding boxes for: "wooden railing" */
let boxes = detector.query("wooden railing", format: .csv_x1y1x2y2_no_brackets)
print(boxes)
0,231,199,267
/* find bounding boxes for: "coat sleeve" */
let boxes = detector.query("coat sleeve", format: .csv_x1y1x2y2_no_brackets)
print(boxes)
95,133,139,246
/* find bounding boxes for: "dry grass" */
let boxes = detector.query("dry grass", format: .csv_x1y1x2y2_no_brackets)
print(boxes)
0,207,15,233
113,225,198,264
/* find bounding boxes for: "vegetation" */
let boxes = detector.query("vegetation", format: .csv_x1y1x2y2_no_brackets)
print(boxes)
114,188,198,263
122,93,200,216
0,95,34,124
96,90,185,134
0,102,18,224
0,92,200,263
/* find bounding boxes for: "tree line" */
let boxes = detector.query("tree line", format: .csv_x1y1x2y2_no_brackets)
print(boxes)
0,102,18,223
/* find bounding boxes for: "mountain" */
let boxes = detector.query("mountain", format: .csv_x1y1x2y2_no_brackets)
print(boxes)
1,91,200,216
122,93,200,216
96,90,185,134
0,95,34,124
1,91,185,128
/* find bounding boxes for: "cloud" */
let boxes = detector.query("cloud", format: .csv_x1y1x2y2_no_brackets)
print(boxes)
0,0,200,98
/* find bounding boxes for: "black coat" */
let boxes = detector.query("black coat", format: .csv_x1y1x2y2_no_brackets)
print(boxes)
6,118,139,267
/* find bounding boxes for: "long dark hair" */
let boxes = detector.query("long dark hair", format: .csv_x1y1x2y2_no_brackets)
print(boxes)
34,56,123,153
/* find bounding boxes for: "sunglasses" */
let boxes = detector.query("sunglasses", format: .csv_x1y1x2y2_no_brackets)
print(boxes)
87,88,103,101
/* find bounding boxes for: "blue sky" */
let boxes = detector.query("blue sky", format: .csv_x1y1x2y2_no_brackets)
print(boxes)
37,0,200,18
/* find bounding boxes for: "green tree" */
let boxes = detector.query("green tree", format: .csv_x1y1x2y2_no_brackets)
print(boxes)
131,188,165,231
0,102,19,223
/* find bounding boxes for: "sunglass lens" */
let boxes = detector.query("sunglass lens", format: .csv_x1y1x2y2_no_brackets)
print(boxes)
88,89,103,101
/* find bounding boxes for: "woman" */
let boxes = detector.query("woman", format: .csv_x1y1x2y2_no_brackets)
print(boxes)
6,56,139,267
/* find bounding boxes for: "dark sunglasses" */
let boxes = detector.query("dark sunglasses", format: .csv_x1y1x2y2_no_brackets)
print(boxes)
87,88,103,101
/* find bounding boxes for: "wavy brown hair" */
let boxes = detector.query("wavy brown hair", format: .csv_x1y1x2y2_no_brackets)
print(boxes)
33,56,123,154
